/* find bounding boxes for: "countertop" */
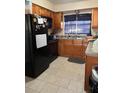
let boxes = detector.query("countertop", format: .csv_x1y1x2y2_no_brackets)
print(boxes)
85,39,98,57
48,39,58,43
56,35,86,40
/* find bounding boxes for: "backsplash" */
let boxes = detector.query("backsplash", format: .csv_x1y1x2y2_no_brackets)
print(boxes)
91,28,98,36
53,29,88,36
48,29,98,37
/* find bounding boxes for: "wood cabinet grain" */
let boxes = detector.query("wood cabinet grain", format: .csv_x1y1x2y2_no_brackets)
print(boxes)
58,39,85,59
32,4,36,14
51,12,55,29
32,3,63,30
53,12,63,29
92,8,98,28
84,56,98,92
58,39,64,56
73,45,83,58
32,3,52,17
64,44,74,57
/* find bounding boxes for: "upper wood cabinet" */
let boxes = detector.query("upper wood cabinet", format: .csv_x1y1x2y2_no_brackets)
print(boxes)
32,3,63,30
92,8,98,28
32,3,51,18
32,4,41,15
40,7,46,16
53,12,63,30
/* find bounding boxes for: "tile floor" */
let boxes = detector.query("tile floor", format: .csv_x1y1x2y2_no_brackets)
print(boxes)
25,56,86,93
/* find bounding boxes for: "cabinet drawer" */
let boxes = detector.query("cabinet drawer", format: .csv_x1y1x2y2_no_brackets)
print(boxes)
64,40,73,45
73,40,83,45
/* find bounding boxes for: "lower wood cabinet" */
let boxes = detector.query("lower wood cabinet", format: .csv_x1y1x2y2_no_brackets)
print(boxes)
84,56,98,92
58,39,84,59
73,45,83,58
63,44,73,57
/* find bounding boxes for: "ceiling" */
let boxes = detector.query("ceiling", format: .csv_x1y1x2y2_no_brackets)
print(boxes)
48,0,84,4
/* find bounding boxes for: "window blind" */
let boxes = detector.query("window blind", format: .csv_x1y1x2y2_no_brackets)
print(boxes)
64,13,91,35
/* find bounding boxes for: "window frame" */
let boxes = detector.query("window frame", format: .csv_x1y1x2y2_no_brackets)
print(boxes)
64,13,92,35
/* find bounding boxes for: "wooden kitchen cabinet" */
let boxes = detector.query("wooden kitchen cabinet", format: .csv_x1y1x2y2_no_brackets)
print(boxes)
64,44,74,57
32,4,36,14
63,40,73,57
58,39,64,56
43,9,50,17
64,39,73,45
32,3,63,30
92,8,98,28
32,4,41,15
32,3,52,18
40,7,46,16
51,12,55,29
58,39,84,59
58,39,73,56
73,45,83,58
72,40,83,58
82,39,89,61
53,12,63,29
84,56,98,92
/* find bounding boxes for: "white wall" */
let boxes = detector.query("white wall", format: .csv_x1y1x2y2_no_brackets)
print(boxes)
32,0,98,12
32,0,54,11
53,0,98,12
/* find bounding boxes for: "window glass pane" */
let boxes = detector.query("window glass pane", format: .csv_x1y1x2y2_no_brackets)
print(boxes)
65,21,76,34
77,20,91,34
64,14,91,34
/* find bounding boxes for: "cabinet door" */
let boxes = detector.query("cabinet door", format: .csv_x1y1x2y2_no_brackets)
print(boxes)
63,40,73,57
51,12,55,29
73,40,83,45
40,7,44,16
32,4,37,14
54,12,63,29
92,8,98,28
58,40,64,56
37,6,41,15
73,45,83,58
64,45,73,57
85,56,98,91
32,4,40,15
46,9,51,17
73,40,83,58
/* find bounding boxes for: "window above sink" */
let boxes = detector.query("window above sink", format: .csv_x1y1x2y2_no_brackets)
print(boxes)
64,13,91,35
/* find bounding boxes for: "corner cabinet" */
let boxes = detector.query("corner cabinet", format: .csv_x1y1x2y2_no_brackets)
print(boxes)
92,8,98,28
53,12,63,30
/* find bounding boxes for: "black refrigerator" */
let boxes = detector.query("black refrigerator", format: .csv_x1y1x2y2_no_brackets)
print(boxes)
25,14,50,78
